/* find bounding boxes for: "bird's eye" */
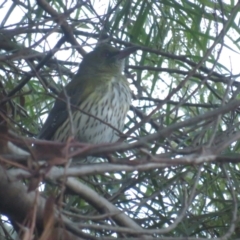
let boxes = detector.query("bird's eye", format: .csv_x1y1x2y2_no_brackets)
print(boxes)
103,51,110,58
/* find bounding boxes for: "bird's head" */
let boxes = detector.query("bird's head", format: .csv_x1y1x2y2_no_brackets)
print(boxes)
79,44,137,77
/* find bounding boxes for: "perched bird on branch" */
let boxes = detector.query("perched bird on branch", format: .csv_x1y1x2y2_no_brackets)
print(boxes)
38,44,137,146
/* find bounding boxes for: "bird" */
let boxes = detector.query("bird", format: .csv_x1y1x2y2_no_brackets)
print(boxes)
38,43,137,147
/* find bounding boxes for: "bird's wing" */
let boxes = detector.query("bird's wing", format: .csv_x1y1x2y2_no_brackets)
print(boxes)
38,91,70,140
38,75,93,140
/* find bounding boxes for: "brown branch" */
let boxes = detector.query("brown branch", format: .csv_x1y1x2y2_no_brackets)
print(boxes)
0,165,87,239
4,37,66,100
36,0,86,55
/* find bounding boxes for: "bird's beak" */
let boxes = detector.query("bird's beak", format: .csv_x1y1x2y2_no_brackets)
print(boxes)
115,46,138,60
